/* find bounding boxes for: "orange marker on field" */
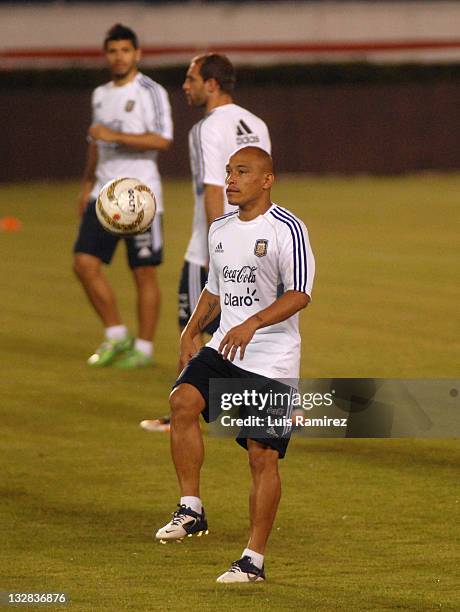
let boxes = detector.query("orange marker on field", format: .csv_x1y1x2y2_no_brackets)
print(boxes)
0,216,22,232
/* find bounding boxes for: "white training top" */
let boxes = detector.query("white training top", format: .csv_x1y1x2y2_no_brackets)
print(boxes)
89,72,173,212
206,204,315,379
185,103,271,266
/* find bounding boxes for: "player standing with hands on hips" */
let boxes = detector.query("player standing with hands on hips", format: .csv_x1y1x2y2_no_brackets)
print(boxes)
155,146,315,583
73,24,173,368
141,53,271,431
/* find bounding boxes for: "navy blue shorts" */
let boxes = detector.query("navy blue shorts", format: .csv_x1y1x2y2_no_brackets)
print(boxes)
174,347,292,458
74,199,163,268
178,261,220,334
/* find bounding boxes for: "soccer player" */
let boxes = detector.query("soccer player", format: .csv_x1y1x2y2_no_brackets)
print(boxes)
155,146,315,583
73,24,173,368
140,53,270,430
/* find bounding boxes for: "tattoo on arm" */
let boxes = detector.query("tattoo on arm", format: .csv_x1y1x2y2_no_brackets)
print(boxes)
198,299,219,331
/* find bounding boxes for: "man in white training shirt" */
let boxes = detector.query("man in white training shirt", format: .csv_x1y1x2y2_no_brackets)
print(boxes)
155,147,315,583
141,53,270,431
181,53,271,294
73,24,173,368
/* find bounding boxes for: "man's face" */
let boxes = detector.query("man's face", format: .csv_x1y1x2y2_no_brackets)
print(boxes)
105,39,140,81
183,61,208,107
225,150,272,206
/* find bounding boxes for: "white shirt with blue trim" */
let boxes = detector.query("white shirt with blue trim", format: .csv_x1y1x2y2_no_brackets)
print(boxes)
89,72,173,212
185,103,271,266
206,204,315,379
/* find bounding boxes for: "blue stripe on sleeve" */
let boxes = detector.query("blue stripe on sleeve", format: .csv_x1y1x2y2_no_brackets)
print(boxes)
191,122,203,186
270,209,300,290
273,207,308,293
139,77,165,133
196,121,204,182
210,210,238,225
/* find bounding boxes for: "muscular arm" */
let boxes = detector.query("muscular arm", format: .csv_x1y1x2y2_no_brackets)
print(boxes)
219,290,310,361
184,289,221,339
76,142,98,216
88,124,172,152
246,290,310,331
204,184,225,226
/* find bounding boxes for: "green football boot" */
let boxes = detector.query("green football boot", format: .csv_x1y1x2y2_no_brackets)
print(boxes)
113,348,154,369
87,336,133,367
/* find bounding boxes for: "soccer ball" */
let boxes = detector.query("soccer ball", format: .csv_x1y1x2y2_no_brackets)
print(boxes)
96,177,156,236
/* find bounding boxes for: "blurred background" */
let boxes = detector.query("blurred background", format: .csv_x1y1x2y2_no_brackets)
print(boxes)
1,0,459,181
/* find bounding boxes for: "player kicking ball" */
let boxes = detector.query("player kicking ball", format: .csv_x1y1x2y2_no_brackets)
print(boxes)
155,146,315,582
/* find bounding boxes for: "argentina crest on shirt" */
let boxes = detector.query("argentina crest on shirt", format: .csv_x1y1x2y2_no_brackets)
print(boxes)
254,239,268,258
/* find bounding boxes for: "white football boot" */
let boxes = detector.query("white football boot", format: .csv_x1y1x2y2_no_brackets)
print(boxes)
216,556,266,583
139,416,170,433
155,504,208,543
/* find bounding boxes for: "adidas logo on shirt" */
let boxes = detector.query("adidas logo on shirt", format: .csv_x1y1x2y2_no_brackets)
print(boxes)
215,242,224,253
236,120,260,146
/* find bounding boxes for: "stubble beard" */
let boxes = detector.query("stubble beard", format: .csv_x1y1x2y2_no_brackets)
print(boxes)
112,65,136,82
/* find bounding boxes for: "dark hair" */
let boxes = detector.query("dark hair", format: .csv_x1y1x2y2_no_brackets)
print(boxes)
195,53,236,94
104,24,138,50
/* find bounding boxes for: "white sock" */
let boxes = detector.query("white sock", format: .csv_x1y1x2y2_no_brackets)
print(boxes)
134,338,153,357
180,496,202,514
242,548,264,570
105,325,128,341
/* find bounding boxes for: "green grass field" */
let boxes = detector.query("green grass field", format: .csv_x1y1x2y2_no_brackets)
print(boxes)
1,175,459,611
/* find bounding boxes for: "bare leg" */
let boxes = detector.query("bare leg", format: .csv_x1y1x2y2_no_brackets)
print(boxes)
132,266,160,341
246,439,281,555
73,253,121,327
169,384,205,496
139,325,203,432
